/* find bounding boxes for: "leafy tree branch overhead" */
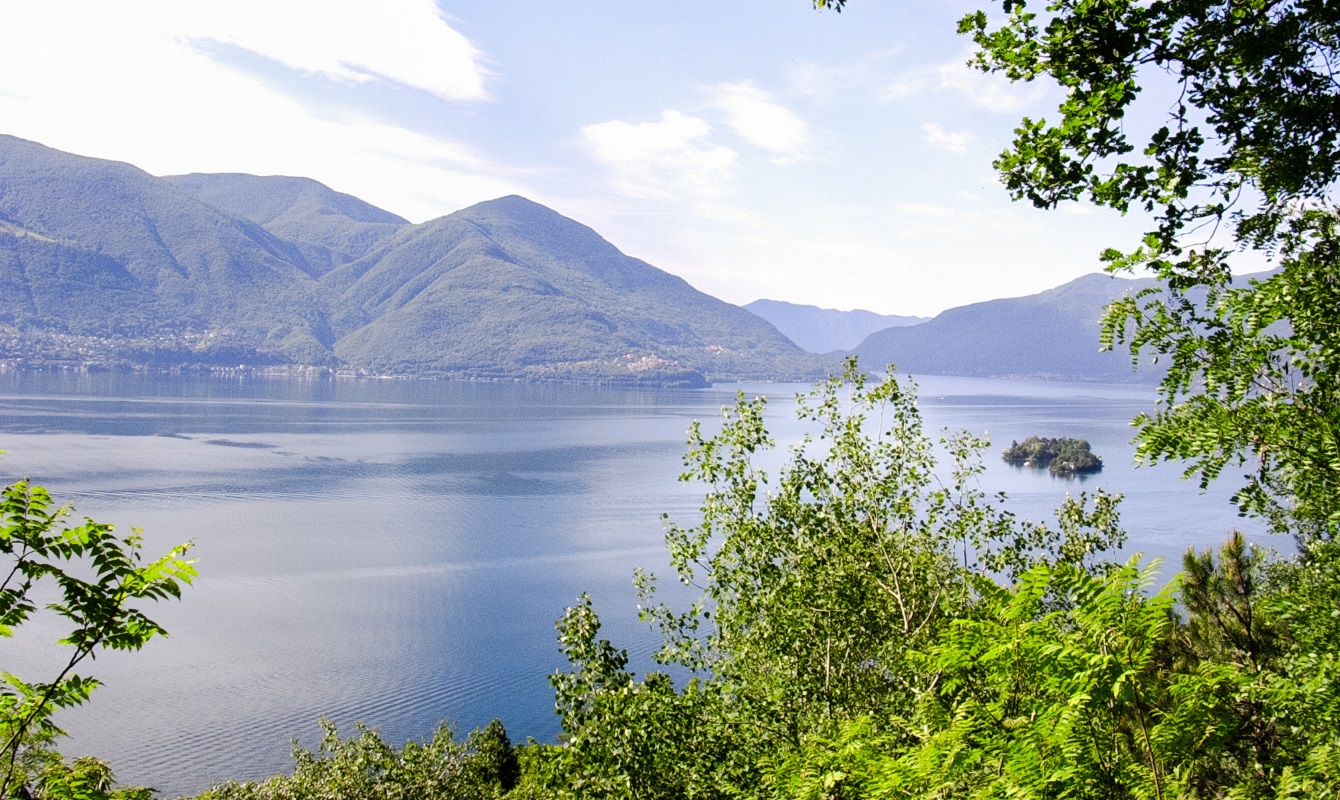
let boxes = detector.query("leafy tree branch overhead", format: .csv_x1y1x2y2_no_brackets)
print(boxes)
824,0,1340,541
965,0,1340,541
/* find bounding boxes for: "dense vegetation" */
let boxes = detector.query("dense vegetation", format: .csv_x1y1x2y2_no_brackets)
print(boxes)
4,0,1339,796
1003,435,1103,474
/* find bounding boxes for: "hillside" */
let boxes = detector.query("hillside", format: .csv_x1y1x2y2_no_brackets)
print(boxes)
326,196,821,381
743,299,925,353
851,272,1165,382
162,173,409,276
0,135,347,365
0,135,824,385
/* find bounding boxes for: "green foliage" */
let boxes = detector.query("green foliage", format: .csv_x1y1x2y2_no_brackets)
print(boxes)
20,752,151,800
793,4,1340,786
777,537,1340,800
541,594,742,799
534,358,1340,799
1177,531,1279,672
958,0,1339,228
467,719,521,793
1003,435,1104,474
546,361,1126,798
1,475,195,800
961,0,1340,539
647,361,1112,726
843,561,1188,799
644,361,987,734
194,719,521,800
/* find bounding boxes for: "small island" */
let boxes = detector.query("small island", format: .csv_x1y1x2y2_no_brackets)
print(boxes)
1003,436,1104,475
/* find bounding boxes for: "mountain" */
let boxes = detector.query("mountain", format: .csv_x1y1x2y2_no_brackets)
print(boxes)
161,173,408,276
0,134,347,365
323,195,819,381
850,272,1164,382
0,135,823,385
744,299,926,353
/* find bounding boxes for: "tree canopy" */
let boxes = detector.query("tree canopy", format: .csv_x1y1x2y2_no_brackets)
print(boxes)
821,0,1340,539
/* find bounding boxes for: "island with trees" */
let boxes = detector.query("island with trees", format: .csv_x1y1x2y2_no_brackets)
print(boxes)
1002,436,1104,475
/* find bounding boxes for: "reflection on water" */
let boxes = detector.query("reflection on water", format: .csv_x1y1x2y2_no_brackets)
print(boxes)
0,371,1266,797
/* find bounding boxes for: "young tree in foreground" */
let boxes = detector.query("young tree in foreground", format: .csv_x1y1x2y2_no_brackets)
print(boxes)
540,363,1125,799
1,471,195,800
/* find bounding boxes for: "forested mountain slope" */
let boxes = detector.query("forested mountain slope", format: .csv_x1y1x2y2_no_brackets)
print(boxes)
162,172,409,276
330,196,817,380
0,134,347,364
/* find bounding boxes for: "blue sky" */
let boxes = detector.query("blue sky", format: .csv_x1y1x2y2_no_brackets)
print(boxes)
0,0,1159,316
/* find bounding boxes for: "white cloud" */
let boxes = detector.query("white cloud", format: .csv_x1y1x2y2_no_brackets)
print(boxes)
933,59,1038,114
786,61,839,102
712,82,809,163
581,111,737,199
175,0,490,101
921,122,974,154
880,52,1044,114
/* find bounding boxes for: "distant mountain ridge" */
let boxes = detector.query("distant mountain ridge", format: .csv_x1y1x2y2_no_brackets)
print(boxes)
0,135,823,386
743,299,925,353
850,272,1166,383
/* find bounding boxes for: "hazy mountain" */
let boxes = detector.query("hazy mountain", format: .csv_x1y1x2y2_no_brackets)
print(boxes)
851,272,1166,382
744,299,926,353
0,136,824,385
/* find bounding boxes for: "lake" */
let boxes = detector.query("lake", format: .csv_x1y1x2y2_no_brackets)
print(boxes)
0,370,1269,797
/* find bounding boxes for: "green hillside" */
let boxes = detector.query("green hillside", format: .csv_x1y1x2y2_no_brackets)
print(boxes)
332,197,819,381
162,173,408,276
0,135,346,365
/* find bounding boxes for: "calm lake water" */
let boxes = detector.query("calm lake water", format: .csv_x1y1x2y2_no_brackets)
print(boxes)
0,371,1269,797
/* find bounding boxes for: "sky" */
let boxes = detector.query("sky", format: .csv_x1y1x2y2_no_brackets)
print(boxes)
0,0,1164,317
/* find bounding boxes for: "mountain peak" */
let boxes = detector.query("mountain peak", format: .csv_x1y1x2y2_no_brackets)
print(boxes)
456,195,584,231
744,299,927,353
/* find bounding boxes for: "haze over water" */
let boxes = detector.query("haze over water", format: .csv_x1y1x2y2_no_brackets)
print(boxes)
0,371,1266,797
